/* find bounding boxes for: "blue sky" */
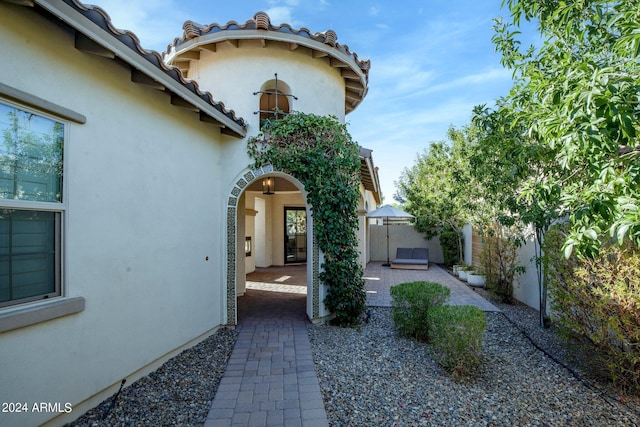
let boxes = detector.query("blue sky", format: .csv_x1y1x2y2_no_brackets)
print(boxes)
92,0,533,203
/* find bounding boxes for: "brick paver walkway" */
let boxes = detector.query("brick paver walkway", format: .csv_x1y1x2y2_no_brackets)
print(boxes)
205,262,497,426
204,288,328,427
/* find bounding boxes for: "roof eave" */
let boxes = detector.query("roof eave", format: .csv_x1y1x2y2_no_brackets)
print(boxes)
166,30,369,114
359,147,382,204
33,0,247,138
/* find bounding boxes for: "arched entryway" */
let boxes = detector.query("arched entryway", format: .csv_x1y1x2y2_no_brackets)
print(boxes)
225,165,326,326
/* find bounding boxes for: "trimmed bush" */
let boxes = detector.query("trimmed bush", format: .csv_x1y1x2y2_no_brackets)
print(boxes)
390,281,450,341
428,305,486,379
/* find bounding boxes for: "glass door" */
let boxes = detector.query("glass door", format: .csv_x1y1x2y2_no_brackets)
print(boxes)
284,207,306,263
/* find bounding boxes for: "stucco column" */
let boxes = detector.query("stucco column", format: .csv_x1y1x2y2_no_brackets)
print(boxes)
357,208,368,270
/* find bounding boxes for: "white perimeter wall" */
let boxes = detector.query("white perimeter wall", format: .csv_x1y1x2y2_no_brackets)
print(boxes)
0,6,232,426
369,224,444,264
513,228,542,310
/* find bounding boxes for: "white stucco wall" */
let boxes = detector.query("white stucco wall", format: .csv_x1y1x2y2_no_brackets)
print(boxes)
358,188,379,268
513,227,542,310
0,6,232,426
192,42,346,126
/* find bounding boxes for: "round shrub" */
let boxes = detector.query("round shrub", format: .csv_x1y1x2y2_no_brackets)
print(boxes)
390,281,450,341
428,305,486,380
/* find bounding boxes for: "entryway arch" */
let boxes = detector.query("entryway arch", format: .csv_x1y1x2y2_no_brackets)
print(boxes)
225,165,326,326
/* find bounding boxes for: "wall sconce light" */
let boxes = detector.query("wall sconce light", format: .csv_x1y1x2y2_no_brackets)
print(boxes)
262,177,275,195
245,236,252,256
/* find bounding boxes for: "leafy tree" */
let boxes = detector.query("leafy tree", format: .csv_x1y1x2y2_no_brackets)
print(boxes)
493,0,640,257
471,104,561,326
247,113,365,326
394,127,479,262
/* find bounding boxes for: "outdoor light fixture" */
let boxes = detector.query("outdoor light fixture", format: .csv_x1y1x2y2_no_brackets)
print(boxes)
245,236,252,256
262,177,275,195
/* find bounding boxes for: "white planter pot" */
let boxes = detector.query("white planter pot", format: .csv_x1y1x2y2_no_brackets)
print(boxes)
467,272,486,287
458,270,468,281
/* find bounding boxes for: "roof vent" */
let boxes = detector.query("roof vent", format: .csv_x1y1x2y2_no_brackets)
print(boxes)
254,12,270,30
324,30,337,46
183,21,201,39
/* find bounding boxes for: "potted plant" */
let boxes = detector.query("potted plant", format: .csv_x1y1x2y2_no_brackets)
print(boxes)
467,269,486,287
458,265,472,281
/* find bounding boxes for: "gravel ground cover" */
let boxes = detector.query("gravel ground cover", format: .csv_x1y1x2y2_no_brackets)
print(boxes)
67,327,237,426
66,283,639,427
308,305,640,427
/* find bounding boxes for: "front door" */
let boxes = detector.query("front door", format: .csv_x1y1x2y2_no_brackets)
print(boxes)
284,207,306,263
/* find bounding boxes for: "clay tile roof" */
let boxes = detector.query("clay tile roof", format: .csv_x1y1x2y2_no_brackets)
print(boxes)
43,0,247,136
166,15,370,81
164,12,370,113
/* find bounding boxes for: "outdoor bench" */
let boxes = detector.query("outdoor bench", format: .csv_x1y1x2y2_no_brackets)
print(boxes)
391,247,429,270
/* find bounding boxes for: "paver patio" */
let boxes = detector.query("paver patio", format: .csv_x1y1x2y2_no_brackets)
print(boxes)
364,262,500,312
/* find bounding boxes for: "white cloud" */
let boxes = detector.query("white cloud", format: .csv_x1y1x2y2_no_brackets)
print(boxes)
369,6,380,16
415,68,512,96
264,6,294,26
370,56,436,96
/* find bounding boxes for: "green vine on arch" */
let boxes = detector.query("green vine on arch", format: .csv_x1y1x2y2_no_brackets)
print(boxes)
247,112,366,326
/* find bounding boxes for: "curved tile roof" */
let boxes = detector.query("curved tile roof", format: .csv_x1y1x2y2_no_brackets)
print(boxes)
41,0,247,135
164,12,370,114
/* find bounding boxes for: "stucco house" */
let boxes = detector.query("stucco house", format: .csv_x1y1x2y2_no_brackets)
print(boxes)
0,1,380,426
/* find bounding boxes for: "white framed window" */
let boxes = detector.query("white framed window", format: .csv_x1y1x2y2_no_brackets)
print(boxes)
0,100,64,308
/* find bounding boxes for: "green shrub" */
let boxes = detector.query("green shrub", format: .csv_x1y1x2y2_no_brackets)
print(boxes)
428,305,486,379
440,231,462,267
390,281,450,341
544,225,640,393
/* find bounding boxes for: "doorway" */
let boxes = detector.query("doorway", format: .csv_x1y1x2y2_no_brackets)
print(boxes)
284,207,307,264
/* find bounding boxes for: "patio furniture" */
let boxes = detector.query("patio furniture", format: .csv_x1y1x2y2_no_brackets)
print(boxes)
391,247,429,270
366,205,414,266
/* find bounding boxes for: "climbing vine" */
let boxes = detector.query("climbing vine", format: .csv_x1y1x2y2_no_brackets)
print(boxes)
247,113,366,326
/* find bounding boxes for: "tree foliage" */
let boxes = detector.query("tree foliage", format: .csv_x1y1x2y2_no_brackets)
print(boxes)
439,231,462,267
471,104,561,325
247,113,365,326
494,0,640,257
394,127,479,262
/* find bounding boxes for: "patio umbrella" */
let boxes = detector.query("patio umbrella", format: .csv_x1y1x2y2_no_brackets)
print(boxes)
367,205,414,266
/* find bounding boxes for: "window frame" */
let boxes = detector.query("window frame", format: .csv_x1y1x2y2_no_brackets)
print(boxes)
0,97,66,309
